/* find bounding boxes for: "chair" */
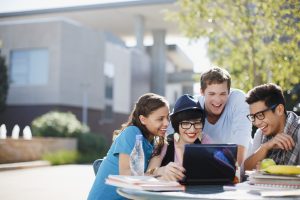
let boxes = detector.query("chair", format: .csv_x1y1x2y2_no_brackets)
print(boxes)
93,158,103,175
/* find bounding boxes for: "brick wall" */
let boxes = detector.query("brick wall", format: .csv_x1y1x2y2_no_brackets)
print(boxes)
0,138,77,164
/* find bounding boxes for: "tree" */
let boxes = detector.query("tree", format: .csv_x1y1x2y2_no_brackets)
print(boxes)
168,0,300,91
0,52,8,111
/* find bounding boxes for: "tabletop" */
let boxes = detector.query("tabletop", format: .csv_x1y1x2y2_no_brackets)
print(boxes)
117,185,300,200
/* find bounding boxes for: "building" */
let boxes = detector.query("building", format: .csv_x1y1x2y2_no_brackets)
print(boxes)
0,0,195,142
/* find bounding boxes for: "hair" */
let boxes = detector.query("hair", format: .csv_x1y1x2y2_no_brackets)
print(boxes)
245,83,287,114
112,93,169,156
170,109,205,134
200,67,231,92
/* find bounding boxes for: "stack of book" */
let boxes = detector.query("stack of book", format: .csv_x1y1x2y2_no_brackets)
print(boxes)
105,175,185,191
249,171,300,189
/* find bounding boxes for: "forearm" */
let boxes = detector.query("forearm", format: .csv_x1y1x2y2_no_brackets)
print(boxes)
244,144,269,170
237,145,246,166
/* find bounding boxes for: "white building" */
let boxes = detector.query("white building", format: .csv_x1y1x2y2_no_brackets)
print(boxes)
0,0,195,142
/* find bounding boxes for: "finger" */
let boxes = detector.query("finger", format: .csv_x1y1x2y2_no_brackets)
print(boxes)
277,134,294,150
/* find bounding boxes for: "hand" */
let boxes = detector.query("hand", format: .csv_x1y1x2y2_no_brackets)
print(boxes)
156,162,185,181
263,133,295,151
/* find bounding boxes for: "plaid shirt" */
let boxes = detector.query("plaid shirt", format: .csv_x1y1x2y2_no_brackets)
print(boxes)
262,111,300,165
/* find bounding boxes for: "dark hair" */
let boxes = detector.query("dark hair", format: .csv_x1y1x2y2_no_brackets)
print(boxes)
200,67,231,92
171,109,205,134
113,93,169,155
246,83,287,114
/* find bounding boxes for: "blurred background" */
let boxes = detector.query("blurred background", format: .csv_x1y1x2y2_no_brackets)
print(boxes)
0,0,299,165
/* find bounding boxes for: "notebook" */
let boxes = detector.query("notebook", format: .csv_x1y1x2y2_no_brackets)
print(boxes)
180,144,237,185
249,171,300,189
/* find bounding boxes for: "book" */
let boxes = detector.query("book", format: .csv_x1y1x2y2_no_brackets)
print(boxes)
105,175,185,191
260,189,300,197
249,171,300,189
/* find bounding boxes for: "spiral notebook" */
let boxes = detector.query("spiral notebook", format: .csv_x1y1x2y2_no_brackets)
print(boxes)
249,171,300,189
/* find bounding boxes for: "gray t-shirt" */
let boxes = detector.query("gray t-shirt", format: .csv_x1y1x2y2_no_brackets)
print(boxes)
198,89,252,149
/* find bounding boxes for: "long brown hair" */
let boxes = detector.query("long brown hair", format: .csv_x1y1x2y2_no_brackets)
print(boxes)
113,93,169,155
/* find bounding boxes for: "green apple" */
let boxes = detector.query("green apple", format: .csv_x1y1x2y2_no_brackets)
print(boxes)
260,158,276,170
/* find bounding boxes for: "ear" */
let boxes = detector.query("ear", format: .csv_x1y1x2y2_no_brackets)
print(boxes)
275,104,285,116
200,88,204,95
139,115,146,125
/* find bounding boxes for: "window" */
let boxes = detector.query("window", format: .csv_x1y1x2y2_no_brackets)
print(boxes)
10,48,49,86
101,62,115,122
104,62,114,99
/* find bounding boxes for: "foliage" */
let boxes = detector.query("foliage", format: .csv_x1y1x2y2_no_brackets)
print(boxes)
168,0,300,91
42,150,78,165
0,53,9,111
77,132,108,163
31,111,89,137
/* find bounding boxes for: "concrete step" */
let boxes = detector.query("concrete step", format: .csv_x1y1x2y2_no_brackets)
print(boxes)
0,160,51,171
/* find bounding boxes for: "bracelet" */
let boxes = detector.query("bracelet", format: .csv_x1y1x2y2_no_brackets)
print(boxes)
147,167,158,175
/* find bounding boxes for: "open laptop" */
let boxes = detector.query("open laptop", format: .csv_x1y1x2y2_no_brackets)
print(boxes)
180,144,237,185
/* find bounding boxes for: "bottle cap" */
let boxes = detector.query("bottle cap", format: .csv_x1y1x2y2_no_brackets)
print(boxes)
136,134,143,140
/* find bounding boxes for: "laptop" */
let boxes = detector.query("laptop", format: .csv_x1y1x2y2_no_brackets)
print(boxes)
180,144,237,185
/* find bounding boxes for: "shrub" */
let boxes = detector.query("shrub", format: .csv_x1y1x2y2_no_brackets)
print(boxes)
77,132,108,163
42,150,78,165
31,111,89,137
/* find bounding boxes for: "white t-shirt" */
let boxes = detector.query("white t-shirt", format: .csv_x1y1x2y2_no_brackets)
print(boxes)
198,89,252,148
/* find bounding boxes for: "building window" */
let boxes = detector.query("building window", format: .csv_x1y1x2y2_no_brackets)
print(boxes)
104,62,114,99
10,48,49,86
101,62,115,122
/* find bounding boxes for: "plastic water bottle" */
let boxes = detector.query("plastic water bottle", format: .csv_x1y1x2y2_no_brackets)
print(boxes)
129,134,145,176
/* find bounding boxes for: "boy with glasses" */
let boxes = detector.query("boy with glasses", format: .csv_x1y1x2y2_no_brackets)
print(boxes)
198,67,252,165
244,83,300,170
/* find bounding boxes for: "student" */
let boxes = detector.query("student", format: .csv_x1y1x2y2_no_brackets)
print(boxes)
244,83,299,170
87,93,170,200
146,94,205,181
198,67,252,165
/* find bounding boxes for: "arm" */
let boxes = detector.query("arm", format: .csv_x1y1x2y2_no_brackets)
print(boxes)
243,144,269,170
146,143,185,181
237,145,246,166
229,90,253,165
119,153,131,175
244,133,295,170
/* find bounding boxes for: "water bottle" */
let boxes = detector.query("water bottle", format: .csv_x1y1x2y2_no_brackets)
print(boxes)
129,134,145,176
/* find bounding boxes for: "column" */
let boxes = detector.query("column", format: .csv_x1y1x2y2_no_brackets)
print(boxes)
134,15,144,52
151,29,166,96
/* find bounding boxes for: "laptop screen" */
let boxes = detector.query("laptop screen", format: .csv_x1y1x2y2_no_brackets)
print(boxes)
180,144,237,185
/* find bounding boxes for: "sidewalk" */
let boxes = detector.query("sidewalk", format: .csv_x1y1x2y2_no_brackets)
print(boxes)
0,164,95,200
0,160,51,171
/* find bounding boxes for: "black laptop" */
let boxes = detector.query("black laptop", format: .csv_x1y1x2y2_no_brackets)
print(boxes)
180,144,237,185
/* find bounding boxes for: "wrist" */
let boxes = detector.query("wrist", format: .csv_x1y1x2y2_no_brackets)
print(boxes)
147,167,158,175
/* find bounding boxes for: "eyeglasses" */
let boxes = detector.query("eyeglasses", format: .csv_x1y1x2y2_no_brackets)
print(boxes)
247,104,278,122
180,121,203,130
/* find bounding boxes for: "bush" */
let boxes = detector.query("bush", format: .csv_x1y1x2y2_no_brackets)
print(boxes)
31,111,89,137
77,132,108,164
42,150,78,165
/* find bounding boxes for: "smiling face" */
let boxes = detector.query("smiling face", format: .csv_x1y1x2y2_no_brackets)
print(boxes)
249,101,285,136
201,82,229,122
178,119,203,144
139,105,170,138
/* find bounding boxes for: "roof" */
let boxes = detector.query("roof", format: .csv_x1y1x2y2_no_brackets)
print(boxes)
0,0,180,39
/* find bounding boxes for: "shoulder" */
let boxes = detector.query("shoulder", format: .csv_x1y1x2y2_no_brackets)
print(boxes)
229,89,246,99
227,89,248,108
116,126,142,141
121,126,141,135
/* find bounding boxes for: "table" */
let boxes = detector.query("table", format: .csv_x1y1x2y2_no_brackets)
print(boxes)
117,185,300,200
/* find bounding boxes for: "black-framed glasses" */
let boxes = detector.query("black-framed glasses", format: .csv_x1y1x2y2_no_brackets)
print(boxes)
247,104,278,122
180,121,203,130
